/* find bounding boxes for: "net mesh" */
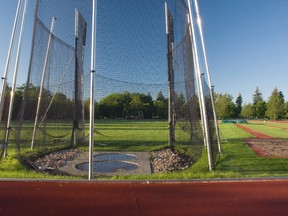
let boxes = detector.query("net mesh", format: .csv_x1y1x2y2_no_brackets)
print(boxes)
173,26,203,161
202,77,219,165
9,0,219,167
0,94,11,157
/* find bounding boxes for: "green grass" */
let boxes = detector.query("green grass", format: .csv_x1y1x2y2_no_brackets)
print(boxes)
215,124,288,177
240,121,288,138
1,120,288,180
92,120,168,151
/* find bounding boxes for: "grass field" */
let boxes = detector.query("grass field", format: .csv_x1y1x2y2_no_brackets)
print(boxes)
1,120,288,180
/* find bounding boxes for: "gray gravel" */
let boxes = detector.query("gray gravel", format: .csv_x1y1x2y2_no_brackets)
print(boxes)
33,148,82,171
150,148,193,173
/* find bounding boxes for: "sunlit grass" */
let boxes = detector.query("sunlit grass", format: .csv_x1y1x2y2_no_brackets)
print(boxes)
1,121,288,180
239,121,288,138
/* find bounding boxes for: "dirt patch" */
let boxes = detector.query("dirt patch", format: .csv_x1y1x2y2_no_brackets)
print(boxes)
244,138,288,158
236,124,288,158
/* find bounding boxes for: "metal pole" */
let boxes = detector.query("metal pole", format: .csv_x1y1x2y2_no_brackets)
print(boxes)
187,0,213,171
0,0,22,121
185,10,206,148
31,17,56,150
165,2,175,148
194,0,221,154
73,9,79,146
3,0,28,158
89,0,97,180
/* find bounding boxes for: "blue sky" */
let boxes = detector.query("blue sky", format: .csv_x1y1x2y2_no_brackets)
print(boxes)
0,0,35,87
1,0,288,103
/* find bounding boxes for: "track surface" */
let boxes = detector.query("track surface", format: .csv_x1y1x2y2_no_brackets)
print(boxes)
1,180,288,216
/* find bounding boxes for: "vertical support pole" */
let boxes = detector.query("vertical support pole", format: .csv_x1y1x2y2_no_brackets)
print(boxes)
194,0,221,154
187,0,213,171
165,2,175,148
211,85,221,152
0,0,22,122
89,0,97,180
73,9,79,147
185,15,206,147
31,17,56,150
3,0,28,158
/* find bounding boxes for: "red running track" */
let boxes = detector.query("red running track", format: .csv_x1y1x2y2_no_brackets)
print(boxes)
1,180,288,216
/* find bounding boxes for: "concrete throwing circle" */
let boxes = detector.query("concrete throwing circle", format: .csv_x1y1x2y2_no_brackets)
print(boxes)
93,153,137,161
58,151,152,176
76,161,139,173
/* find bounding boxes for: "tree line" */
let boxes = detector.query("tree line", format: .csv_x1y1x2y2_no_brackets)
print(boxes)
3,84,287,121
215,86,288,120
2,85,170,120
92,91,169,119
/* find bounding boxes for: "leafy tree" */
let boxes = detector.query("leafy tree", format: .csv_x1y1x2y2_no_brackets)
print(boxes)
24,85,40,120
140,93,154,119
266,88,284,120
98,92,155,119
253,86,263,105
99,92,131,118
154,99,168,119
255,101,266,119
241,103,256,119
235,93,243,118
49,92,73,119
129,94,144,112
153,92,168,119
214,93,235,119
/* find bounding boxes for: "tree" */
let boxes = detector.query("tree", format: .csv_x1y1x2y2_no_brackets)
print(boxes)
129,94,144,112
153,91,168,119
174,93,186,118
24,85,40,120
84,98,99,120
255,101,266,119
241,103,256,119
214,93,235,119
266,88,284,120
279,91,285,104
98,92,155,119
99,92,132,118
253,86,263,105
283,101,288,119
49,92,73,119
140,93,154,119
235,93,243,118
10,85,25,120
154,99,168,119
156,91,165,101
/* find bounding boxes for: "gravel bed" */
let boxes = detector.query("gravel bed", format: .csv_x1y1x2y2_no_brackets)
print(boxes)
33,148,82,171
150,148,193,173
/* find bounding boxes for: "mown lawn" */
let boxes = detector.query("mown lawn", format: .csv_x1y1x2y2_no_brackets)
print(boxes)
239,121,288,138
1,120,288,180
214,124,288,177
